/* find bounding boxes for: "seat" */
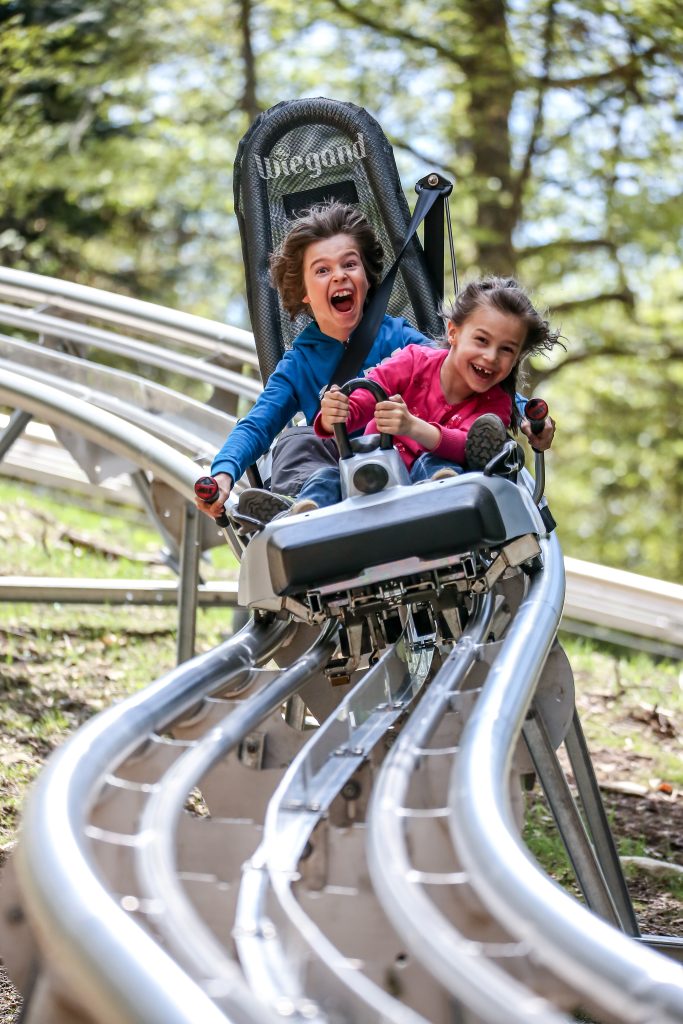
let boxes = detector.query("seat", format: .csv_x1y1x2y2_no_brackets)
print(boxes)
233,96,444,385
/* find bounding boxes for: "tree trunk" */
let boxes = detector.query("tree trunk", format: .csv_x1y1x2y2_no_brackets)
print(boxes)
238,0,260,122
459,0,517,275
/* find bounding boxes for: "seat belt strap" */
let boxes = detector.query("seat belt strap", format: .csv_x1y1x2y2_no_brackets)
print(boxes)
330,183,445,387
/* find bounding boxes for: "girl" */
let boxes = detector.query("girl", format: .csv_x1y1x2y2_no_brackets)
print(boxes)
289,277,561,512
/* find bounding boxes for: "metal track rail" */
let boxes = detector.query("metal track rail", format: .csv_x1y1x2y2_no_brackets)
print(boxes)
0,334,236,451
367,591,570,1024
234,633,436,1023
0,267,258,368
135,621,339,984
0,353,227,464
453,533,683,1024
0,306,262,403
14,616,294,1024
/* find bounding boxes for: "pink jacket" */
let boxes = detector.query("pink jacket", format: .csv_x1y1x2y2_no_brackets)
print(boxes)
314,344,512,470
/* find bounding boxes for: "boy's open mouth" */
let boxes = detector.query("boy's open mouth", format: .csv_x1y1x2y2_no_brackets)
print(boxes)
330,289,354,314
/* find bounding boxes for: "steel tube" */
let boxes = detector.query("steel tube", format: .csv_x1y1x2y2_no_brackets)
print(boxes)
0,267,257,365
368,597,568,1024
0,408,32,460
16,617,292,1024
176,502,201,663
452,535,683,1024
137,621,337,983
523,710,620,924
563,709,639,935
0,368,200,500
0,312,261,400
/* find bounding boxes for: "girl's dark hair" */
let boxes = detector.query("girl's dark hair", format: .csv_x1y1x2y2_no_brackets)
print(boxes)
442,276,563,428
269,201,384,320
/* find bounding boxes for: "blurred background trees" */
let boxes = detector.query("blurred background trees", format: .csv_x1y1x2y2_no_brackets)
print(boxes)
1,0,681,580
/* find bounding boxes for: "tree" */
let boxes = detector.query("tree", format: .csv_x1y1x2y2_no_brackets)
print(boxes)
1,0,681,577
0,0,173,296
270,0,683,578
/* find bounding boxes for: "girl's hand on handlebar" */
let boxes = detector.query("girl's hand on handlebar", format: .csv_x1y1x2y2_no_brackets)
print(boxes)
375,395,441,450
374,395,413,435
194,471,232,519
521,415,555,452
320,385,350,432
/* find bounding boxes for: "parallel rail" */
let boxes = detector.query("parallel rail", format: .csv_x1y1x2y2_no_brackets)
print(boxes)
0,267,258,369
1,274,682,1024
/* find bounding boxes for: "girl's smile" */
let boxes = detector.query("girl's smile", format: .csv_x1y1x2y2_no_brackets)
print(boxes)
442,307,525,404
302,234,370,341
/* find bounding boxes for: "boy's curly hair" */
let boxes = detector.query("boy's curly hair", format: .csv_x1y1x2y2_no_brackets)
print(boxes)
442,276,563,428
270,201,384,320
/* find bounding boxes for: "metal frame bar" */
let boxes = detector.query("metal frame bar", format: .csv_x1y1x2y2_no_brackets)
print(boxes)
523,709,620,925
563,709,639,935
0,408,32,461
451,534,683,1024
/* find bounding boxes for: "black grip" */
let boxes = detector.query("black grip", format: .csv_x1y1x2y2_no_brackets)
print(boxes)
332,378,394,458
524,398,549,436
194,476,230,527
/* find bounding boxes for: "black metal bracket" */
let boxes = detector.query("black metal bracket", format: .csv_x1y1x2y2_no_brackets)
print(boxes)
415,172,454,301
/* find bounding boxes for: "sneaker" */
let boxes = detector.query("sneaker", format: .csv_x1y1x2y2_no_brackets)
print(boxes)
287,497,319,516
465,414,508,471
237,488,293,526
430,468,458,481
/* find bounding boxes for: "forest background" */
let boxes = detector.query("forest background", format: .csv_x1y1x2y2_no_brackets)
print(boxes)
1,0,682,583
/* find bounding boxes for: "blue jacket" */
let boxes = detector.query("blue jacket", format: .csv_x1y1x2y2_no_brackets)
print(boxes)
211,314,430,483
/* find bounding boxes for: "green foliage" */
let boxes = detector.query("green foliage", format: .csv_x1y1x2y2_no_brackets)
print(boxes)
0,0,681,574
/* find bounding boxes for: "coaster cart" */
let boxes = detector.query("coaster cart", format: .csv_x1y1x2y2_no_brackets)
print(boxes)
199,96,570,736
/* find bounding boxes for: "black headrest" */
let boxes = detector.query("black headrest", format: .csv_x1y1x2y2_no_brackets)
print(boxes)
234,97,442,382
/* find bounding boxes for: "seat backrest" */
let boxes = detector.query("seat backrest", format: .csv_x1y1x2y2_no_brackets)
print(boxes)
234,97,443,383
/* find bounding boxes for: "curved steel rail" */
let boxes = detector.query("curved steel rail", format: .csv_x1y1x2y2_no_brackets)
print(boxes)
0,333,236,450
0,352,227,463
136,620,339,983
0,267,258,368
366,592,569,1024
452,532,683,1024
235,633,437,1023
0,368,200,500
0,303,261,403
16,616,294,1024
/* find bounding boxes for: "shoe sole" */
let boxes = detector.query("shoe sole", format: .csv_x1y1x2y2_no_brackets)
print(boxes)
465,416,508,470
238,490,292,524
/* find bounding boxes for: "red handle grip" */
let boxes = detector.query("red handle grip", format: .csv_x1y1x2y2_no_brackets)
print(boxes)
194,476,230,527
524,398,549,436
194,476,220,502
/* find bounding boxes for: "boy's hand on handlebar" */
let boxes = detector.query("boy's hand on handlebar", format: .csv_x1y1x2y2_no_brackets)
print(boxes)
320,385,350,432
194,471,233,519
521,415,555,452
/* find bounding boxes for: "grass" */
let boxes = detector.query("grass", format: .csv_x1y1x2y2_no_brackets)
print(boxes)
0,476,240,851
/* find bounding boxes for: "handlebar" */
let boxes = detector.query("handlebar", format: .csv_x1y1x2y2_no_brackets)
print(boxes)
331,378,394,459
194,476,231,527
524,397,549,436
